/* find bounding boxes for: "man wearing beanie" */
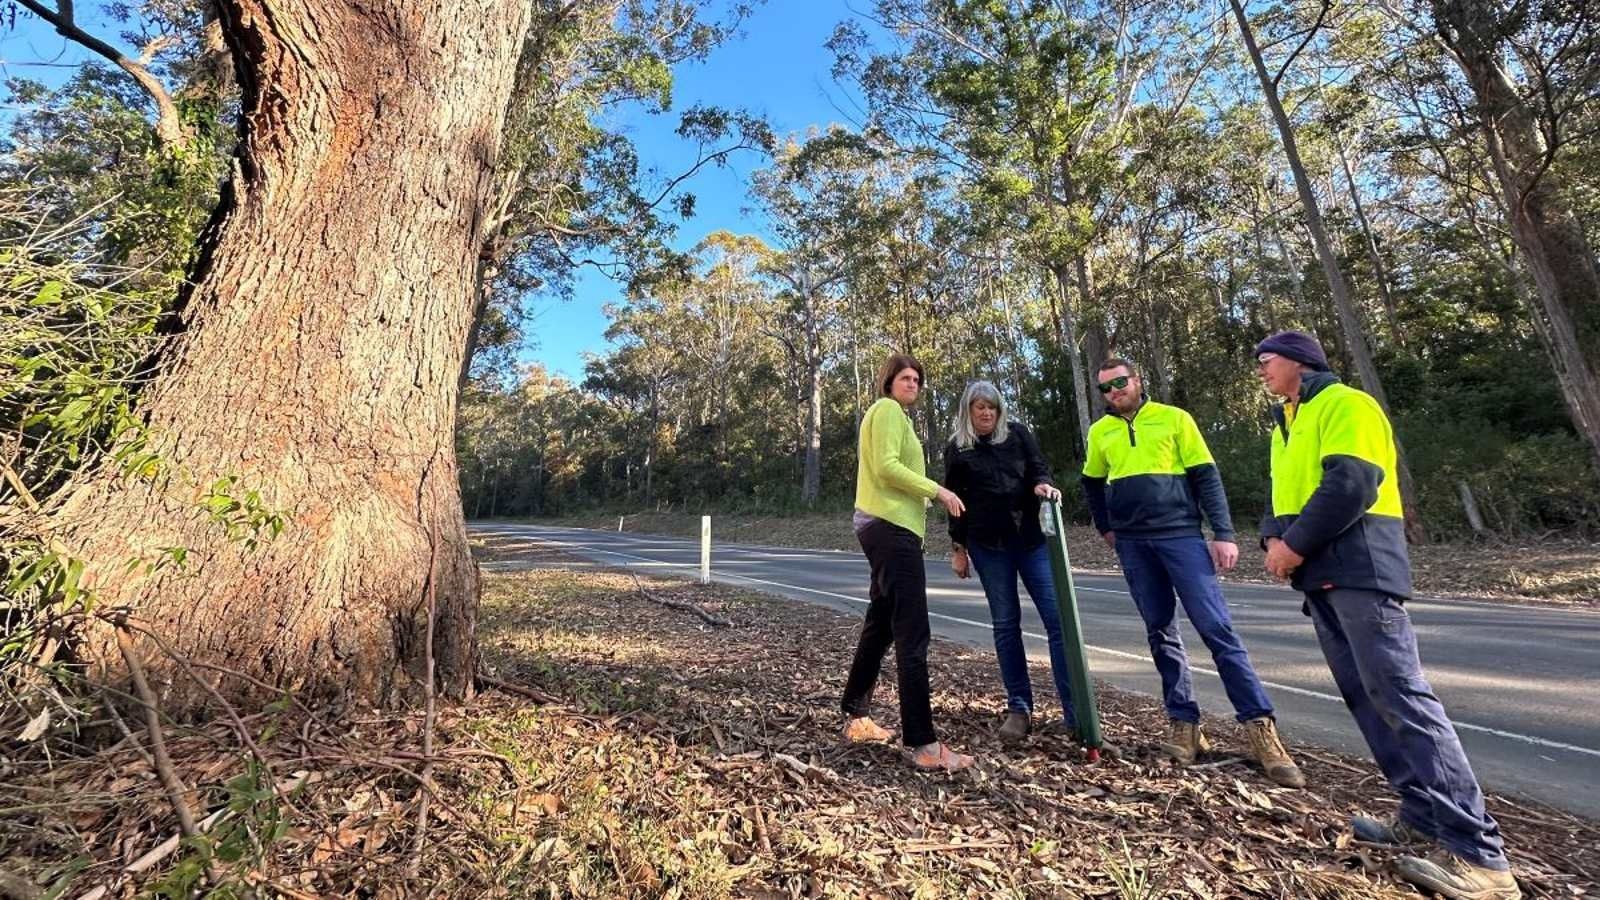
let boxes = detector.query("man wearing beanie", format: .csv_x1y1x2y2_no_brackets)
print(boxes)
1082,357,1305,789
1255,331,1519,900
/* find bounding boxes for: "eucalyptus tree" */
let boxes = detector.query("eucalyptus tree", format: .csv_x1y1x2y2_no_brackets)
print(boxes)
1229,0,1426,537
1420,0,1600,479
9,0,532,708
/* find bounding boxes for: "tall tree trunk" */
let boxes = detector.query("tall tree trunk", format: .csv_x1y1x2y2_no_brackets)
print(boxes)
1143,290,1173,402
1434,0,1600,481
800,284,824,507
1050,265,1093,453
1231,0,1425,541
1336,137,1405,346
51,0,532,710
1075,255,1108,420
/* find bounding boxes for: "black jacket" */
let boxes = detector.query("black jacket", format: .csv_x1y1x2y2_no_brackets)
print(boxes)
943,421,1055,550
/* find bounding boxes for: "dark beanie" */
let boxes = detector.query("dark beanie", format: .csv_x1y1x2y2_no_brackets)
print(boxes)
1254,330,1330,372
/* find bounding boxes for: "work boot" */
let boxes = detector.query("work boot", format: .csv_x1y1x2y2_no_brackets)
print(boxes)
997,710,1030,743
1159,719,1211,764
1243,716,1306,788
1350,815,1431,847
1395,850,1521,900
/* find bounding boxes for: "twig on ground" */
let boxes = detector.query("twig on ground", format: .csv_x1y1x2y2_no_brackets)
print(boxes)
408,518,440,879
112,623,221,890
630,572,732,627
480,674,558,704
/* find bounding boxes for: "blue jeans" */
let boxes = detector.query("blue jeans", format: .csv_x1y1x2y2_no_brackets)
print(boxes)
967,541,1078,729
1114,535,1273,723
1306,588,1507,869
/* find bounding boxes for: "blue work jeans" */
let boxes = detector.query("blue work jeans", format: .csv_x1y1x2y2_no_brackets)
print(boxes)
1306,587,1507,869
967,541,1078,729
1114,535,1274,723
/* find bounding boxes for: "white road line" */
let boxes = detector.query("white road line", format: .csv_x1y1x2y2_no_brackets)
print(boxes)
489,529,1600,761
483,523,1592,615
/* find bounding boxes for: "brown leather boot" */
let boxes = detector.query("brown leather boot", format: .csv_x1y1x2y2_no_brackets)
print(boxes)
1244,716,1306,788
1159,719,1211,764
997,710,1030,743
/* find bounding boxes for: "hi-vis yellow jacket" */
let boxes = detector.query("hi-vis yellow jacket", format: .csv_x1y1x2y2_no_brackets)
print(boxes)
1262,372,1413,598
1080,400,1235,541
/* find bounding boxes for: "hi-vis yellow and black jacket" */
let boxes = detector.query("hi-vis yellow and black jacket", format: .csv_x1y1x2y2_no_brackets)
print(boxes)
1261,371,1413,598
1080,400,1235,541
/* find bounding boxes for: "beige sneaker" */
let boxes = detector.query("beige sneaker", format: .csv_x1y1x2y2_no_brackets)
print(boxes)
1159,719,1211,764
1244,716,1306,788
1395,850,1521,900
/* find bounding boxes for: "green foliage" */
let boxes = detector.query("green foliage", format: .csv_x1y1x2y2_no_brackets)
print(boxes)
461,0,1600,540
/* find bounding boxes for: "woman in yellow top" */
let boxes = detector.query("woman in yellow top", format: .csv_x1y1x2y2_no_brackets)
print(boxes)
839,353,974,771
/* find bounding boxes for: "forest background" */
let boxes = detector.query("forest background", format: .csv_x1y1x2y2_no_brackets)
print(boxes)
450,0,1600,544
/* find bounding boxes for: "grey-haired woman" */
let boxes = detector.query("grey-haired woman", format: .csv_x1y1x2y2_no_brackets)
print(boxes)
943,381,1080,741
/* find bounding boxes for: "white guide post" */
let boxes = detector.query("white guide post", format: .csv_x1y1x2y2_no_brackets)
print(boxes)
700,515,712,584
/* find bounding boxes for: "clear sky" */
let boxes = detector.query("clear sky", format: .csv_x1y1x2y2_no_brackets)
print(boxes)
2,1,871,381
537,0,873,382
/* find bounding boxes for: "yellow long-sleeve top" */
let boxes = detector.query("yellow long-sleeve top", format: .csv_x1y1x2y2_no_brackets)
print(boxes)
854,397,941,538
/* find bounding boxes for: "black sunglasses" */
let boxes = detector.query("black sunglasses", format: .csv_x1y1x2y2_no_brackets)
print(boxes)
1097,375,1131,393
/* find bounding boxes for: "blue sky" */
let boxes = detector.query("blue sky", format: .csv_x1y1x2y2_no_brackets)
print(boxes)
3,1,875,381
540,1,874,382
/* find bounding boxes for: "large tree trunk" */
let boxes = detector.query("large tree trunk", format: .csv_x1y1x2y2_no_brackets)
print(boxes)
52,0,532,710
1434,0,1600,481
1232,0,1426,542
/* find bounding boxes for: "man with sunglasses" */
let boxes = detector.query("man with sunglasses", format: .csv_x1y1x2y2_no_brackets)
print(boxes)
1255,331,1518,900
1081,358,1305,788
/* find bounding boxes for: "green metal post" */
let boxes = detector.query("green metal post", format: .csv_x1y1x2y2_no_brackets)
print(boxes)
1042,498,1103,758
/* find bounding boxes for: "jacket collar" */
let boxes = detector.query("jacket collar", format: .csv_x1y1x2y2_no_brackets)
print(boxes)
1297,370,1340,403
1270,371,1340,438
1113,395,1150,422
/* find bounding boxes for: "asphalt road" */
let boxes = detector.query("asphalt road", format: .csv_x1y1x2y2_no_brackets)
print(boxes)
471,521,1600,818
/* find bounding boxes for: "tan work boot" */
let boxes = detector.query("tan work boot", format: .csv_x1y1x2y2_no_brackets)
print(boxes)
997,710,1030,743
1244,716,1306,788
1395,850,1521,900
1159,719,1211,764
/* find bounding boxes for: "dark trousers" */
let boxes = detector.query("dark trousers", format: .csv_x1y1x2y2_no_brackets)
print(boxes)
1306,587,1508,869
841,518,936,747
1115,535,1275,723
967,540,1078,728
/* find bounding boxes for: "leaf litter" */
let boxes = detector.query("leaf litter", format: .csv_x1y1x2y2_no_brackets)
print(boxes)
0,535,1594,898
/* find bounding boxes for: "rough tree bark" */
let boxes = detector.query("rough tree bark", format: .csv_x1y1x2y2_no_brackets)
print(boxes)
1433,0,1600,481
52,0,533,709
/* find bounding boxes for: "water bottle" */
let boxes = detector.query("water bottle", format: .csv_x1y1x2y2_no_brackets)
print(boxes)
1039,497,1057,537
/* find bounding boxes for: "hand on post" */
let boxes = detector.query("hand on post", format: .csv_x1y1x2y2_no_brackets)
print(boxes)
1033,483,1061,502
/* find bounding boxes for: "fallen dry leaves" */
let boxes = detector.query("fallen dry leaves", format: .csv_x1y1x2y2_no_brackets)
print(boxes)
2,536,1594,898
